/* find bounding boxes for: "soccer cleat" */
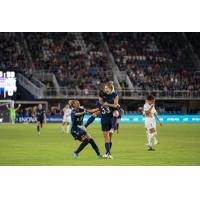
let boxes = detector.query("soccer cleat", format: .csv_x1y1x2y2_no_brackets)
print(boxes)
78,125,87,131
148,148,155,151
103,154,113,159
107,154,113,159
103,154,109,158
73,152,78,159
109,128,114,134
147,145,155,151
147,145,153,150
96,154,103,159
36,131,40,136
154,141,159,145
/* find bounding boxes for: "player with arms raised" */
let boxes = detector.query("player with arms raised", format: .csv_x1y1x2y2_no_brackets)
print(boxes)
6,103,21,125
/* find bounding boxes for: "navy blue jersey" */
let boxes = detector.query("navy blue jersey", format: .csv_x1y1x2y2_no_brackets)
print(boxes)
96,101,112,119
36,108,45,120
104,92,118,104
71,107,85,131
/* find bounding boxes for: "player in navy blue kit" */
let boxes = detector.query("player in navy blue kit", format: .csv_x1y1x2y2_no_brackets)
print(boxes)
83,82,120,159
80,89,124,134
36,104,46,135
100,81,119,159
68,100,102,159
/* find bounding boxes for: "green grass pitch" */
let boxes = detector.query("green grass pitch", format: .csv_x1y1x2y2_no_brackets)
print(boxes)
0,123,200,166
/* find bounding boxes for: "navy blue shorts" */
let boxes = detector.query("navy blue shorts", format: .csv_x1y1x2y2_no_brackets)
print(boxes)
71,128,87,141
101,118,112,132
37,118,44,124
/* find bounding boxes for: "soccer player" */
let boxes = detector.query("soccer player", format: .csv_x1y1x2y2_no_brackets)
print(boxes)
143,95,162,151
36,104,46,135
62,104,71,133
81,88,123,134
101,81,120,134
94,82,119,159
68,100,102,159
6,103,21,125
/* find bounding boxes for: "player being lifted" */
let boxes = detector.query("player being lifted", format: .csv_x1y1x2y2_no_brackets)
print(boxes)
62,104,71,133
79,82,124,134
6,103,21,124
68,100,102,159
36,104,46,135
143,95,162,151
81,82,120,159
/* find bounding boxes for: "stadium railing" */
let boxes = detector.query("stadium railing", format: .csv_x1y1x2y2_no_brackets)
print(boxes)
42,88,200,100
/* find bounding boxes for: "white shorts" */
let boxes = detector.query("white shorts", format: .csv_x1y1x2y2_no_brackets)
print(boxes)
63,116,71,123
144,117,156,130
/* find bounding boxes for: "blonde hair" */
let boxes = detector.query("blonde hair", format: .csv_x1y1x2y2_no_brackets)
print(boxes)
68,100,76,108
105,81,115,92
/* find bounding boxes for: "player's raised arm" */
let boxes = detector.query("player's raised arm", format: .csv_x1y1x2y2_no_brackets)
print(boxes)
16,104,21,111
6,104,10,110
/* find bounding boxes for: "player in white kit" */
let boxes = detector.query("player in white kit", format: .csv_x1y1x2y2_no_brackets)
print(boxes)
143,95,162,151
62,104,71,133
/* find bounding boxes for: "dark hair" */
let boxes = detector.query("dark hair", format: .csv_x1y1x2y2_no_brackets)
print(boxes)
99,90,106,100
146,94,155,101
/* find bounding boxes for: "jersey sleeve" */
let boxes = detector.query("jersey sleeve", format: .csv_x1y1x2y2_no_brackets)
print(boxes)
113,92,118,99
96,101,101,109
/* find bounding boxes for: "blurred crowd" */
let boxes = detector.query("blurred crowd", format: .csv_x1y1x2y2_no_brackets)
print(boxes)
104,33,200,92
0,33,28,74
24,33,110,91
1,32,200,93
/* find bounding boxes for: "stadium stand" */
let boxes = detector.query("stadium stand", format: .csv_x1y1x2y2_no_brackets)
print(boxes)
104,33,200,93
24,33,112,93
1,32,200,114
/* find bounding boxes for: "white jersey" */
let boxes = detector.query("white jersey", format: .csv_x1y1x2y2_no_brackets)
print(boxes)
63,108,71,123
143,103,157,130
143,103,157,117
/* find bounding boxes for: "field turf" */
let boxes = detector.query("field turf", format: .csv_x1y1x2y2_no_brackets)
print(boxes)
0,123,200,166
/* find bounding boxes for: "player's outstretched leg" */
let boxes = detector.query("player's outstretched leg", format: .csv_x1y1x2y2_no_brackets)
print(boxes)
88,138,102,158
84,115,96,128
73,138,89,159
